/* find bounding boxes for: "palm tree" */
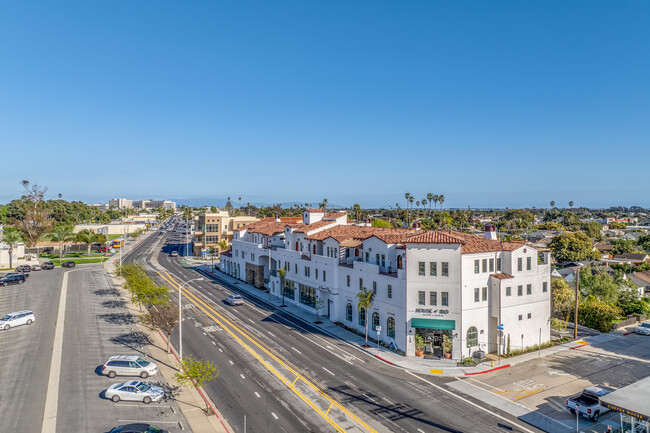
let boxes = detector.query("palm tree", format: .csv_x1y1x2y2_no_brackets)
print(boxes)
421,198,427,216
438,195,445,211
50,225,75,264
2,230,22,269
569,201,574,211
550,200,555,209
217,240,229,252
432,195,439,212
75,229,100,257
404,193,411,225
357,287,375,347
278,268,287,307
427,193,434,215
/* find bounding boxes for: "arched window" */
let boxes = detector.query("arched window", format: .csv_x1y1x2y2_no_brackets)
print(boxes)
372,312,380,330
397,255,403,269
359,307,366,326
387,317,395,338
346,303,353,322
466,326,478,348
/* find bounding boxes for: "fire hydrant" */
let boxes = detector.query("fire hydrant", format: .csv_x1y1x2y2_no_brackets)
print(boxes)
491,360,495,367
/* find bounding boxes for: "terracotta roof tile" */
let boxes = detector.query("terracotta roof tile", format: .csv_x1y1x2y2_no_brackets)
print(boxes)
633,270,650,283
294,220,337,233
261,217,303,223
324,212,347,219
233,220,288,236
490,273,514,279
305,208,324,213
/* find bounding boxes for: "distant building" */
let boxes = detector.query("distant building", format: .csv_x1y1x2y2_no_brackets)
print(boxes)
192,211,259,256
90,203,109,211
133,199,176,210
109,198,133,209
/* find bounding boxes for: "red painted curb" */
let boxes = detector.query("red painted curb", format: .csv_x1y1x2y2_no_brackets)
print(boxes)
464,364,510,376
374,354,396,365
569,344,587,350
623,332,632,336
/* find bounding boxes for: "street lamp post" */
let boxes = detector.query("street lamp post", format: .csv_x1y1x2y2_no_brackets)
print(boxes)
178,277,204,361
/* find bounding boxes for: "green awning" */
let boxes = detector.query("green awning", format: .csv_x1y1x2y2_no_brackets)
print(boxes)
411,318,456,330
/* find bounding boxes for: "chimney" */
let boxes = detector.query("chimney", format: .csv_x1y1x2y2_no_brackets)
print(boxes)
484,224,497,240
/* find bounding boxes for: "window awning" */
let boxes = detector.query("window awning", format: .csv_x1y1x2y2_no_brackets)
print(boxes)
340,239,363,248
411,318,456,330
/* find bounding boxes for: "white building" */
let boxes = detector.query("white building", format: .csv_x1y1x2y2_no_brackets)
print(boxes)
109,198,133,209
133,199,176,210
220,212,551,359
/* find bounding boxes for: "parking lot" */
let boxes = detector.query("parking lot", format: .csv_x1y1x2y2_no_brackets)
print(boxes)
56,266,189,432
459,332,650,432
0,264,189,432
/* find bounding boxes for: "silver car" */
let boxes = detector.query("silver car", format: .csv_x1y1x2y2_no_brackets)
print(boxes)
102,355,159,378
636,323,650,335
0,310,35,330
105,380,164,404
226,294,244,306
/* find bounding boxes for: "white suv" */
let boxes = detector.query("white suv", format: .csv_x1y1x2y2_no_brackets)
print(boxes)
0,310,35,330
102,355,159,378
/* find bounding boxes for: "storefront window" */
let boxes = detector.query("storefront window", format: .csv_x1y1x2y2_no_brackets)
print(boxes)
283,279,295,300
372,312,379,330
299,283,316,307
359,307,366,326
346,303,352,321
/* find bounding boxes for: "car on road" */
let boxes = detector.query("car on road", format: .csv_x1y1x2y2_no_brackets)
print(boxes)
42,261,55,270
31,264,42,271
566,386,611,421
98,246,110,253
226,294,244,306
0,273,26,286
105,380,164,404
0,310,35,330
62,261,76,268
636,322,650,335
169,251,178,257
109,424,168,433
102,355,159,378
15,265,31,273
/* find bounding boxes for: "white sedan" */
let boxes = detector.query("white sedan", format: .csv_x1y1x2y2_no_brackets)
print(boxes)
105,380,164,404
635,326,650,336
226,294,244,306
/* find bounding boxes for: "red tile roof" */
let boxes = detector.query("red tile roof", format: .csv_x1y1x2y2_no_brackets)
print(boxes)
293,220,337,233
232,220,288,236
220,250,232,257
490,273,514,279
305,208,324,213
633,270,650,283
324,212,347,219
261,217,303,223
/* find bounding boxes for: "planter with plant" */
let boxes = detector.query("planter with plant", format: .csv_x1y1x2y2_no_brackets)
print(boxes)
442,334,452,359
414,334,425,357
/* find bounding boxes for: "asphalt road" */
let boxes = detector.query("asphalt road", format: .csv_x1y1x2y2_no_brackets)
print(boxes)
124,225,544,433
0,267,63,433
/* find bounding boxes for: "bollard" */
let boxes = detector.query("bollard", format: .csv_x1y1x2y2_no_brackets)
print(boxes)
491,360,495,367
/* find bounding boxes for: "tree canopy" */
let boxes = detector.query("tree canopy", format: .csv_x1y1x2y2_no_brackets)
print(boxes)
548,232,600,263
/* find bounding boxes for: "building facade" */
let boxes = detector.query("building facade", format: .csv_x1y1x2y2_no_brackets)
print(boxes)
220,211,551,359
109,198,133,209
192,211,259,256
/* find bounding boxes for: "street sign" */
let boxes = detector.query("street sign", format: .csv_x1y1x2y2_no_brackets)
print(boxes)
497,324,504,331
375,326,381,334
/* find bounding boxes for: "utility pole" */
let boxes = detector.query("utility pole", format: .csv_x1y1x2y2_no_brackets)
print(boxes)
573,269,580,340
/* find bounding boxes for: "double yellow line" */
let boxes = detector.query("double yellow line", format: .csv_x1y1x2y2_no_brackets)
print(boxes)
157,270,377,433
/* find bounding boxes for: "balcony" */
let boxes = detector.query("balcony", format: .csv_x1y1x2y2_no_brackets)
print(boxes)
300,253,311,261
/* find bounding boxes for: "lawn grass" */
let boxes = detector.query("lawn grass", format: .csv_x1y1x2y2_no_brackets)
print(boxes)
52,257,106,266
108,234,123,241
40,252,111,259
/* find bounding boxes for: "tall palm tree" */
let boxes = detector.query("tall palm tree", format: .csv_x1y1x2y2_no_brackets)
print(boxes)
50,225,75,264
432,195,439,212
278,268,287,307
357,287,375,347
2,230,22,269
404,193,411,225
438,195,445,211
427,193,433,215
75,229,100,257
421,198,427,216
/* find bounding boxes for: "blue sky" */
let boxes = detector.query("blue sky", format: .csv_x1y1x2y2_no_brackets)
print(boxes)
1,1,649,209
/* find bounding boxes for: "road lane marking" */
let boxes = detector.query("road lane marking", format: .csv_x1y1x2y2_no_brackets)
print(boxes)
291,347,302,354
212,341,216,345
322,367,335,376
41,269,74,433
272,412,279,420
255,392,261,398
158,270,376,433
268,331,276,337
240,374,245,379
229,360,234,365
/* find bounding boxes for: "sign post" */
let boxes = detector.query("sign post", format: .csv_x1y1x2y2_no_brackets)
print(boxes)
497,324,504,364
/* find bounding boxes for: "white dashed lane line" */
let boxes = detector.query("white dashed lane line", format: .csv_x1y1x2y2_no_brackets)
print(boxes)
240,374,245,379
291,347,302,354
255,392,260,398
271,412,279,420
229,360,234,365
322,367,335,376
268,331,276,337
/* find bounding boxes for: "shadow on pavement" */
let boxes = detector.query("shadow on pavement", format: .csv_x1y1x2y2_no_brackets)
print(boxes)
101,299,127,309
98,312,138,325
111,331,152,349
93,288,121,297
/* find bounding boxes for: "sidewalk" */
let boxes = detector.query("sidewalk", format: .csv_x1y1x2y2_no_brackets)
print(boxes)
108,233,232,433
186,258,619,378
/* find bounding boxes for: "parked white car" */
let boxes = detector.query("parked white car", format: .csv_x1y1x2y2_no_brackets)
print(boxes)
0,310,35,330
226,294,244,306
31,264,42,271
105,380,164,404
636,322,650,335
102,355,159,378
